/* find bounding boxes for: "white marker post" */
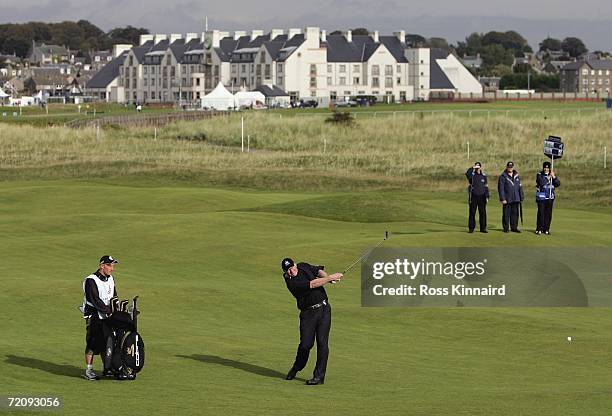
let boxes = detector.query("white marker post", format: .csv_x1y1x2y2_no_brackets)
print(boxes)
241,116,244,152
247,135,250,152
467,141,470,161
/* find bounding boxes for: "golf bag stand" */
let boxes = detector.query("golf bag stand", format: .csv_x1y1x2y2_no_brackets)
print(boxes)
103,295,145,380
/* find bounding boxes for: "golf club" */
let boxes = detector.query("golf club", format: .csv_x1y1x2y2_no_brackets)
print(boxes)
332,231,389,283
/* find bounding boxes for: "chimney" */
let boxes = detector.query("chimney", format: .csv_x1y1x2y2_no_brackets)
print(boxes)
345,30,352,43
271,29,284,40
320,30,327,43
169,34,182,43
185,33,198,43
373,30,379,42
154,34,168,44
394,30,405,43
113,44,132,58
250,30,264,41
139,34,154,45
288,28,302,39
234,30,246,40
305,27,319,41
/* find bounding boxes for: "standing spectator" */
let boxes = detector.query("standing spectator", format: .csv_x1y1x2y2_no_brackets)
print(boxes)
535,161,561,235
498,161,524,233
465,161,489,233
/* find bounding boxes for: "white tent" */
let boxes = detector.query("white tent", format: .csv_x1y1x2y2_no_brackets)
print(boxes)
201,82,236,110
234,91,266,108
0,87,9,98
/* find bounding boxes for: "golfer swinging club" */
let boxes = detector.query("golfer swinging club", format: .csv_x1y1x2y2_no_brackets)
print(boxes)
281,258,342,385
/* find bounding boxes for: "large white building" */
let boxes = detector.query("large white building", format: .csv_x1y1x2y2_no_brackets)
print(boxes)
87,27,482,104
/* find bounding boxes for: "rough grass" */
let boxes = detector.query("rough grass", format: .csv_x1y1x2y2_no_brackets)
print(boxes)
1,109,611,206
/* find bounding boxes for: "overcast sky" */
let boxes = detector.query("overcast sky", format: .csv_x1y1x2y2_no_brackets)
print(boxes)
2,0,611,51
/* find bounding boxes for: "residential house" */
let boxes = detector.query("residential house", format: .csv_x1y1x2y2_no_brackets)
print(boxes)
28,42,74,65
560,60,612,94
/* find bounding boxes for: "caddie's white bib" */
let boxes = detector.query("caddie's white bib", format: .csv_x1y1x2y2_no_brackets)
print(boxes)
82,274,115,319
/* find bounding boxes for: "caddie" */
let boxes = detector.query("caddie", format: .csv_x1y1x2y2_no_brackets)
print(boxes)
82,255,119,380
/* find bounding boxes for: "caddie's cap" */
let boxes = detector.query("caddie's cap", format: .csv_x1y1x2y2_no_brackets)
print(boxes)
506,161,514,168
281,258,295,272
474,161,482,167
99,255,119,265
543,161,551,169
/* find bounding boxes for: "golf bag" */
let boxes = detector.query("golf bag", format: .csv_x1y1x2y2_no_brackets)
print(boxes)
103,296,145,380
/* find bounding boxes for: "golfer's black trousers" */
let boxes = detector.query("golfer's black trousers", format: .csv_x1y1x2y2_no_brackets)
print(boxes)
536,200,554,232
292,303,331,380
468,194,487,231
502,202,520,231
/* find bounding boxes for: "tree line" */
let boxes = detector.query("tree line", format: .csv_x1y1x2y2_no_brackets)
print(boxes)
0,21,149,58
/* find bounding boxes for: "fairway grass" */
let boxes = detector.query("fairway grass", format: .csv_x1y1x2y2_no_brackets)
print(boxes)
2,180,612,415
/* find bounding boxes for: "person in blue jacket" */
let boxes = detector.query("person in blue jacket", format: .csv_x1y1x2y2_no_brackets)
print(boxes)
535,161,561,235
465,161,489,233
498,161,524,233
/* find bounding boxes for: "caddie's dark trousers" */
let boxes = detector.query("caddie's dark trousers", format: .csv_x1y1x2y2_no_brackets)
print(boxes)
292,303,331,380
502,202,520,231
468,194,487,231
536,200,554,232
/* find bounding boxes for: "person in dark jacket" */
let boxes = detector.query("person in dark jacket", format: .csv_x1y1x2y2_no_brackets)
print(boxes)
535,161,561,235
465,161,489,233
498,161,524,233
282,258,342,385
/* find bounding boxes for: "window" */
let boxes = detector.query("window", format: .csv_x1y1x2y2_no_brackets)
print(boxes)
163,79,167,88
372,77,379,87
339,77,346,85
144,67,148,75
327,64,332,73
327,77,332,85
171,67,175,77
277,63,283,72
125,79,130,89
385,77,393,88
330,91,337,100
214,66,219,76
260,53,266,64
599,70,603,75
277,77,283,85
144,78,148,86
132,67,136,77
265,64,271,78
163,67,167,77
241,64,246,72
591,70,595,75
196,78,201,86
372,65,380,76
397,65,401,73
151,78,155,86
397,77,401,85
310,77,317,88
344,91,350,95
310,64,317,74
385,65,393,76
231,65,236,74
353,64,360,72
339,65,346,73
353,77,360,85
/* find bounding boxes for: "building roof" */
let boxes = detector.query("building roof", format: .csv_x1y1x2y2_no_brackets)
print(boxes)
429,49,454,89
561,60,612,71
253,84,289,97
86,52,127,89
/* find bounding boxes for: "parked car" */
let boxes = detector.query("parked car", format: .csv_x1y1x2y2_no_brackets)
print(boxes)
299,99,318,108
351,95,377,106
335,99,357,107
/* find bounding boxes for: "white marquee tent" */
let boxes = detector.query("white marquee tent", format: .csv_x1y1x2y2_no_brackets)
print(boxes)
201,82,235,110
234,91,266,108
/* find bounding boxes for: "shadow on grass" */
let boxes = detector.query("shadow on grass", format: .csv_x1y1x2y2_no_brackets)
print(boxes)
177,354,300,380
4,355,82,379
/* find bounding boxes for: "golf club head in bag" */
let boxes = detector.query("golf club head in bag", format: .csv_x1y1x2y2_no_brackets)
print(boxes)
104,295,145,380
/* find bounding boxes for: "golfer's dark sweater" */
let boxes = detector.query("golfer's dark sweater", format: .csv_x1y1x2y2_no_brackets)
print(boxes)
284,262,328,310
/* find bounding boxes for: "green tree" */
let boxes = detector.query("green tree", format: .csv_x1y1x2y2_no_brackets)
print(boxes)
351,28,369,35
107,26,149,45
561,37,588,58
426,37,450,51
405,34,425,47
539,37,562,51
